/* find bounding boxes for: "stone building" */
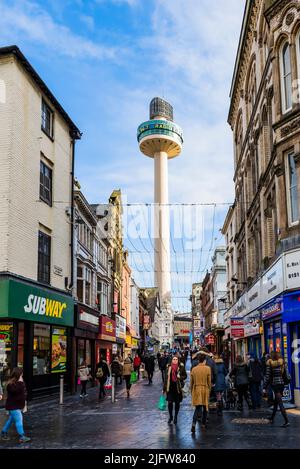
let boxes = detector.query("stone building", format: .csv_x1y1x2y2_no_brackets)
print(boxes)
0,45,81,398
222,0,300,405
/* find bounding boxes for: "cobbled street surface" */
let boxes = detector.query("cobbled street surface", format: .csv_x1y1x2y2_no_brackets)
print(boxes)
1,360,300,449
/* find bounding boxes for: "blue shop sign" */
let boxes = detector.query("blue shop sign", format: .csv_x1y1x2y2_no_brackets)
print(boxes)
282,291,300,323
259,297,283,321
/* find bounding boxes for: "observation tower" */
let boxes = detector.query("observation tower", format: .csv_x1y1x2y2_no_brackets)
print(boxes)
137,98,183,324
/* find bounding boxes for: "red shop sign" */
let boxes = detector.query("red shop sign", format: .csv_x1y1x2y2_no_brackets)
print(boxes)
99,316,116,342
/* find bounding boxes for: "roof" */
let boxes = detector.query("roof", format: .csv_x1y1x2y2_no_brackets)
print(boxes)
0,45,81,138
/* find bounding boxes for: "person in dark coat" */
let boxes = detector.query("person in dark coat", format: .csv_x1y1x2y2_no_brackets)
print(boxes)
163,356,187,425
144,354,155,384
248,356,263,409
111,355,122,386
158,352,169,384
230,355,252,410
264,351,290,427
1,368,30,443
214,356,228,415
96,355,110,400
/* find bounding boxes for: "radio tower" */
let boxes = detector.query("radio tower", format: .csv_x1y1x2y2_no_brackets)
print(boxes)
137,98,183,346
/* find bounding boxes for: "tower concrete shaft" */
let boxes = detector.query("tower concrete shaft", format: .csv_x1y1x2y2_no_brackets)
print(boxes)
154,151,171,307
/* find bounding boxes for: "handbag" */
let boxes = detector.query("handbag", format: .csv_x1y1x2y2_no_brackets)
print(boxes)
157,394,167,411
130,371,137,384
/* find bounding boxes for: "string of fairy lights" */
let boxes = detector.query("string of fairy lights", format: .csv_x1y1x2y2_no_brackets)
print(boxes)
123,202,227,314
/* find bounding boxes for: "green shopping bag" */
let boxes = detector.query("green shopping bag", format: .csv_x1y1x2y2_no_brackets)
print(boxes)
157,394,167,411
130,371,137,384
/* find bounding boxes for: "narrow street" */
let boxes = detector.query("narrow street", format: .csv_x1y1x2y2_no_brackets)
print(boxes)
1,361,300,450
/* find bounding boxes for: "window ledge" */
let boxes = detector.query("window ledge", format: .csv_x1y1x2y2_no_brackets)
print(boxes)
41,126,54,142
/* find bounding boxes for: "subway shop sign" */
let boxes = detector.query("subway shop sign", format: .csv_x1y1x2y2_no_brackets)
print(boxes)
0,279,74,327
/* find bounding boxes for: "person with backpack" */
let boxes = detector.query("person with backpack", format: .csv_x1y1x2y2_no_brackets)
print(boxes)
248,355,263,409
264,351,291,427
1,367,30,444
96,355,110,400
77,360,91,398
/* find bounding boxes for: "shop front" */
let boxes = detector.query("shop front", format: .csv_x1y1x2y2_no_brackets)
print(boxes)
244,311,262,358
282,292,300,407
260,297,284,355
97,316,116,365
115,314,126,357
0,277,73,401
74,303,100,389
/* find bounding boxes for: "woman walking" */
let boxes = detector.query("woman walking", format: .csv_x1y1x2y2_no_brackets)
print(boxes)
264,351,290,427
133,353,141,380
123,356,134,397
230,355,252,411
163,355,187,425
77,360,91,398
1,368,30,443
214,355,228,415
190,354,211,432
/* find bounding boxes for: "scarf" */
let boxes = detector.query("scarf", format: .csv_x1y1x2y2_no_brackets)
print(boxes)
171,363,178,382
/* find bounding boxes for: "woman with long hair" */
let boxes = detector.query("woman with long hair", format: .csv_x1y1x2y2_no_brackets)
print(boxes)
163,355,187,425
264,351,290,427
1,367,30,443
77,360,91,398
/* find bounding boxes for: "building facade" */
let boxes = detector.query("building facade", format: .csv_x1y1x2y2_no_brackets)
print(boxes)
223,0,300,406
0,46,81,399
191,283,204,347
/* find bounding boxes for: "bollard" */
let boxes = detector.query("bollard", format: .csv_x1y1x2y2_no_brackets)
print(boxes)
111,374,115,403
59,374,64,405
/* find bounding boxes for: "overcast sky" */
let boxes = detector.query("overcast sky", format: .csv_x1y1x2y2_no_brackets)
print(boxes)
0,0,245,312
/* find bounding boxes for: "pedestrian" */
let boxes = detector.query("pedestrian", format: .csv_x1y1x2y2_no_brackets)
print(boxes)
261,352,273,406
1,367,30,443
123,356,134,397
118,355,124,385
163,355,187,425
144,354,155,384
77,360,91,398
214,355,228,415
111,355,122,386
264,351,290,427
133,353,141,380
96,355,110,400
230,355,252,411
248,355,263,409
190,354,211,432
159,351,168,384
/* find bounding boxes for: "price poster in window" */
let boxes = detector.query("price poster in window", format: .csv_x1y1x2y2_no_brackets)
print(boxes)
51,328,67,373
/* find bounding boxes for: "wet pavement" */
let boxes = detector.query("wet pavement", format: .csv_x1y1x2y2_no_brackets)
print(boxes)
1,361,300,449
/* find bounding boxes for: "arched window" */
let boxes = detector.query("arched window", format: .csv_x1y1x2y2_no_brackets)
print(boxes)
235,114,243,165
280,42,292,113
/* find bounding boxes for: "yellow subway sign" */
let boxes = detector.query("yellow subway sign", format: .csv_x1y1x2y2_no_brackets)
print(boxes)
0,279,74,326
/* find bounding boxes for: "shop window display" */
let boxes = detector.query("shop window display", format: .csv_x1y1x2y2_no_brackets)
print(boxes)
33,324,51,375
0,323,13,394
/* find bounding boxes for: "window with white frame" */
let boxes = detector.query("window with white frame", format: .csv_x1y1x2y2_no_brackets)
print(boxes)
77,265,92,305
97,280,108,315
286,151,299,225
280,42,292,113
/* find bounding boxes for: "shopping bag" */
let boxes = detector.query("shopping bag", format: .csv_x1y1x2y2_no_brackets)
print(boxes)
77,377,81,385
104,377,112,390
130,371,137,384
157,395,167,411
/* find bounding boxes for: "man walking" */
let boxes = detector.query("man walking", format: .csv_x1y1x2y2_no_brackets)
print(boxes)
159,352,169,384
96,355,110,400
190,354,211,432
144,354,155,384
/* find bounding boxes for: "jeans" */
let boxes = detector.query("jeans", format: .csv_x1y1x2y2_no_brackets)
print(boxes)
147,371,153,384
249,382,261,408
80,380,87,395
193,405,208,425
124,375,132,391
99,378,106,398
2,409,25,437
134,366,140,380
161,369,166,383
271,385,288,423
237,384,251,408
